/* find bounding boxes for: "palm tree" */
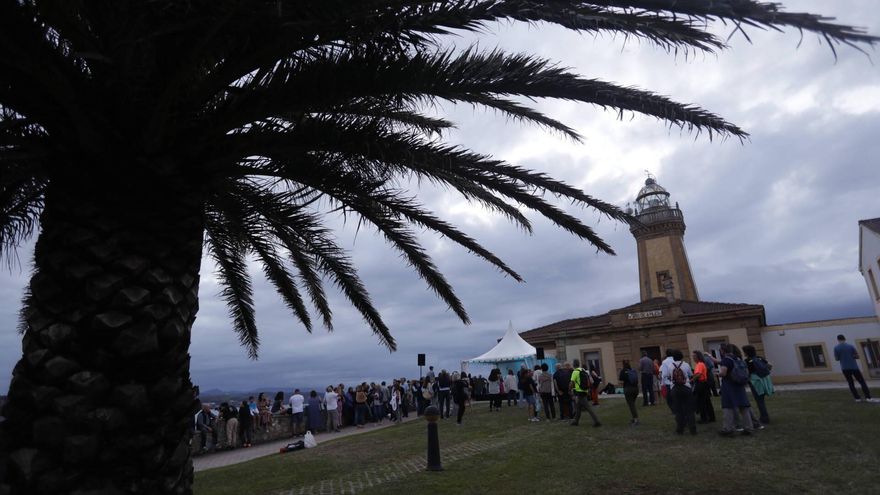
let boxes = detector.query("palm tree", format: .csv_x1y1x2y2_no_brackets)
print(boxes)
0,1,875,493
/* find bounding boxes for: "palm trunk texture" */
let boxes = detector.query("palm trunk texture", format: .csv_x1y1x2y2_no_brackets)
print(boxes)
0,180,204,494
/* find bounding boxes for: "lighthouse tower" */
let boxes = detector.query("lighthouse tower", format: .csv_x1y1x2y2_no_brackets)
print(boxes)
629,177,699,302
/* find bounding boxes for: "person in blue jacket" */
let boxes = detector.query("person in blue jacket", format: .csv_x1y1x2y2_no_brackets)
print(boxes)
834,334,875,402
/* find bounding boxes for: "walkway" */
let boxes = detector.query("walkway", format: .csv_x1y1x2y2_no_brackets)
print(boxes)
774,379,880,391
194,415,420,472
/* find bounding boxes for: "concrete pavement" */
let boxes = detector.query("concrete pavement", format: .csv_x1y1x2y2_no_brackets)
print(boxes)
194,415,420,472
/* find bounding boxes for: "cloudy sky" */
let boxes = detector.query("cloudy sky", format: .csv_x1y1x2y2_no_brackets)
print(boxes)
1,0,879,393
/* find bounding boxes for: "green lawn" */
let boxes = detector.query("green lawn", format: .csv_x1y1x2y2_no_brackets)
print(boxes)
194,390,880,494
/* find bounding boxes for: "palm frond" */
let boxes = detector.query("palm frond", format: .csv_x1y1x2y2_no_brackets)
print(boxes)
204,209,260,358
228,182,397,349
214,48,746,140
209,182,315,333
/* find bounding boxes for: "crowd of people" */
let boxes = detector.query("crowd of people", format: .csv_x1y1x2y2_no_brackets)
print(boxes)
194,334,875,453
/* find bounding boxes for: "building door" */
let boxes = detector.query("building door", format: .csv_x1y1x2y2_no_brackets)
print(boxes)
859,339,880,379
582,351,602,380
640,346,662,364
705,338,728,360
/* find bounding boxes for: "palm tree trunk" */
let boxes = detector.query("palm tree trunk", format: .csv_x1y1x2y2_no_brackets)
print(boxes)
0,178,204,494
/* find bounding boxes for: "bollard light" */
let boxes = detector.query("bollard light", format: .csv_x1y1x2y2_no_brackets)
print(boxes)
424,405,443,471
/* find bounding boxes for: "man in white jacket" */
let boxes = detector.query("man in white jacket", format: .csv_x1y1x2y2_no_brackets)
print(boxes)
323,386,340,432
659,349,676,412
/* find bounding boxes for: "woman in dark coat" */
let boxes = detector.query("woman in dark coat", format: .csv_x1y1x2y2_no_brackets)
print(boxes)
238,400,253,447
306,390,323,432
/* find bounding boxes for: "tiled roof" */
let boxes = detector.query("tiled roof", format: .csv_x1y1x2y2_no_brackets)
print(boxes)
859,218,880,236
519,298,764,341
678,300,764,315
519,313,610,341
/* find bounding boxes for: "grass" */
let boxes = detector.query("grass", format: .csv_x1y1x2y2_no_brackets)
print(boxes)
194,390,880,494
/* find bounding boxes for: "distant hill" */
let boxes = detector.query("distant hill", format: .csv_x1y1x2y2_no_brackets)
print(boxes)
197,386,326,405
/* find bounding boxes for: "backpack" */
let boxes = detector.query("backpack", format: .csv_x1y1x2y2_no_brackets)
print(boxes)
672,363,687,386
625,369,639,386
578,368,591,392
729,357,750,385
752,357,772,378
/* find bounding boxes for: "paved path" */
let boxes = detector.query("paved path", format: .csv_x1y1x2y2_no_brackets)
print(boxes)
276,425,541,495
774,379,880,391
194,416,420,472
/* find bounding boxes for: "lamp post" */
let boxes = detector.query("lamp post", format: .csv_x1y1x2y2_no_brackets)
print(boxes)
424,405,443,471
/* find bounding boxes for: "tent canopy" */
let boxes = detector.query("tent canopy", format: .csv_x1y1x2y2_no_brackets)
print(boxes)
468,322,536,363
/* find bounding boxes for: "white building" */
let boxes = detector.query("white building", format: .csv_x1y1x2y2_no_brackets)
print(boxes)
859,218,880,320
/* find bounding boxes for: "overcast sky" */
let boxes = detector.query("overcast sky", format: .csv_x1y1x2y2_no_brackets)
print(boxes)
1,1,879,393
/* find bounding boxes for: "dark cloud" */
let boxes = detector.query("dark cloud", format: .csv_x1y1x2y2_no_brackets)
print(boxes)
1,1,878,392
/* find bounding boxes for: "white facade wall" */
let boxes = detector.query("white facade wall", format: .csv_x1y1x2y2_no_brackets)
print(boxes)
762,317,880,382
859,224,880,320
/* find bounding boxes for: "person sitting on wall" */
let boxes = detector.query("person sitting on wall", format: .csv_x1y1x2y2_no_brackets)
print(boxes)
195,403,217,454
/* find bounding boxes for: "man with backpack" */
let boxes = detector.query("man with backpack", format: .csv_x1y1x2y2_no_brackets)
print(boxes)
743,344,774,424
569,359,601,428
668,350,696,435
619,360,640,426
717,343,755,436
659,348,677,412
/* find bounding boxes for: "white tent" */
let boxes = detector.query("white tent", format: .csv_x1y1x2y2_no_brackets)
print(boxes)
468,322,536,364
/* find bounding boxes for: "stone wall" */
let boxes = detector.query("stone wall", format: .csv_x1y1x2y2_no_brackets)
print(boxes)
192,411,331,455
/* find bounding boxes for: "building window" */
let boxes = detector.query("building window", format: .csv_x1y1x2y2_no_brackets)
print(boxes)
870,268,880,302
656,271,671,292
797,344,830,371
582,351,602,379
703,338,728,360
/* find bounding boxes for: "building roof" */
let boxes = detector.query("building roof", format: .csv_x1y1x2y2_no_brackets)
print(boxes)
519,298,765,342
859,217,880,236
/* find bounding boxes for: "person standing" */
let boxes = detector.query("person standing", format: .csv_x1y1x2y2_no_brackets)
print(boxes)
638,351,655,406
220,402,239,449
426,366,436,381
834,334,875,402
668,350,696,435
521,370,539,422
413,379,426,415
538,363,556,420
588,367,601,406
289,389,305,437
704,352,719,397
553,363,572,420
504,369,519,407
743,345,774,424
452,372,470,425
355,385,368,428
659,349,676,412
718,344,755,436
619,360,640,426
306,390,322,432
324,386,340,432
437,370,452,418
238,400,253,447
692,350,716,424
390,381,403,424
487,368,502,412
569,359,601,427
